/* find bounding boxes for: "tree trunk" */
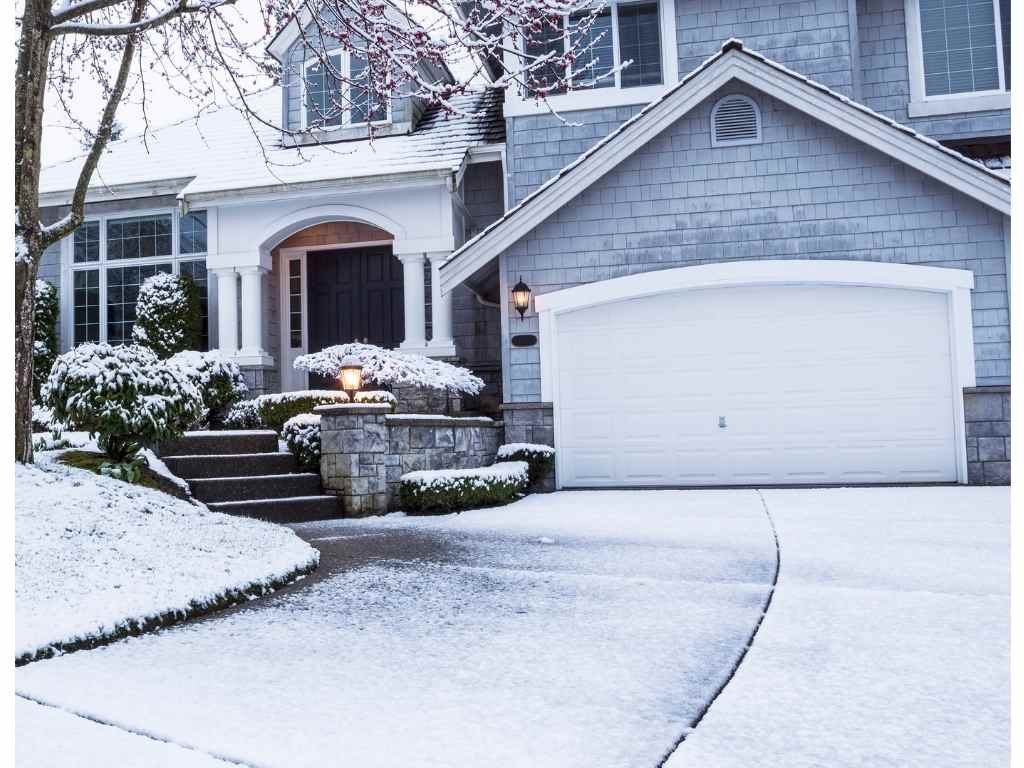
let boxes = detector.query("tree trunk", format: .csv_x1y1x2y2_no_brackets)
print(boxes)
15,255,37,463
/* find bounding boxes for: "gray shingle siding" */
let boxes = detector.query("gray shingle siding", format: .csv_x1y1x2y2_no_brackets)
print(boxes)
856,0,1009,139
500,83,1009,401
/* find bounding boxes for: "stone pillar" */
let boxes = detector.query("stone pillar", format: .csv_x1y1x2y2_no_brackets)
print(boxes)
316,403,391,517
238,265,268,360
397,253,427,352
963,385,1010,485
212,268,238,355
426,252,455,357
499,401,556,492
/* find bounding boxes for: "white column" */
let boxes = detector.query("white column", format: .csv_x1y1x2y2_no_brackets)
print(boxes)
427,252,455,357
398,253,427,351
212,268,238,355
237,265,270,364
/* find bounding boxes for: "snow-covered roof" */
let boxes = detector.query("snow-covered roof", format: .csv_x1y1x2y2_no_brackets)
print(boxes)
39,89,504,205
979,155,1011,179
440,39,1010,292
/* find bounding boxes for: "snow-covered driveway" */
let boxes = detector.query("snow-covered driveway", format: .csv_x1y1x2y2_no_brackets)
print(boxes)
16,490,777,767
15,487,1008,767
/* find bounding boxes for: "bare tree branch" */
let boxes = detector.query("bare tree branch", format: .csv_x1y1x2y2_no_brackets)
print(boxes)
48,0,235,37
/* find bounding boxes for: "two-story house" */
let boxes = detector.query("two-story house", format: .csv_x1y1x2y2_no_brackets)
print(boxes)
38,0,1011,487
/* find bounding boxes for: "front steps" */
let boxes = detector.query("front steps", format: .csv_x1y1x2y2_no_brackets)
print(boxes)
161,430,341,523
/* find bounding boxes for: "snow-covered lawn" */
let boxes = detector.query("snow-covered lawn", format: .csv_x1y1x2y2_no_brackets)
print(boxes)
15,490,777,767
15,455,319,664
667,486,1009,768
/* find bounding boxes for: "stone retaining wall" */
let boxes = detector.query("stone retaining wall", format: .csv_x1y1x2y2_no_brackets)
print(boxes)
500,402,556,492
317,404,503,516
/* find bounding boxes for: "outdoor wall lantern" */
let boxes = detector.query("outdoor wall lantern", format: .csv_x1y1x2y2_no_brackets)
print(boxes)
339,355,363,400
512,277,532,320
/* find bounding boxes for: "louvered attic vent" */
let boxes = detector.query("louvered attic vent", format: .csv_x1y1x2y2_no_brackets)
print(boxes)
711,95,761,147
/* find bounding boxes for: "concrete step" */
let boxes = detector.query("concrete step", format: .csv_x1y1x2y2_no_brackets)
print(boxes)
164,452,298,480
188,473,323,504
206,496,341,524
160,430,278,457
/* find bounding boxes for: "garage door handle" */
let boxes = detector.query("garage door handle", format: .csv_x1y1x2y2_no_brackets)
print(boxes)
719,416,727,429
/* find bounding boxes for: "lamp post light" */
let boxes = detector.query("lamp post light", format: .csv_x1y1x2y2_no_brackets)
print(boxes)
512,276,532,320
339,355,363,402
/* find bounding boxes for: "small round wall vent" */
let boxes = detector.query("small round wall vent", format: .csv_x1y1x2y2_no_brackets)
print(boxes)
711,95,761,147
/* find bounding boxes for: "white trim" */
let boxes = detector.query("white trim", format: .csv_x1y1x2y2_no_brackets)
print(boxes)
255,204,406,261
536,260,977,486
440,45,1011,293
39,177,194,208
503,0,679,117
904,0,1010,117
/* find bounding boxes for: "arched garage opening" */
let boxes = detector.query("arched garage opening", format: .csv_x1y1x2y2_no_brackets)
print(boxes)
535,260,976,487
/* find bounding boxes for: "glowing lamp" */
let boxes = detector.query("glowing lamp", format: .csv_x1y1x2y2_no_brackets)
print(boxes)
512,276,532,320
339,355,363,399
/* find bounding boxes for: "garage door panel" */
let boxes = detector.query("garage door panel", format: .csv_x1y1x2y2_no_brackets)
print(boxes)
555,283,959,487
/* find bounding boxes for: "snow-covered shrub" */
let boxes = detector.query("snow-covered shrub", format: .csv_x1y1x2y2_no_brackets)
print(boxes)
131,273,201,359
32,279,60,401
223,398,263,429
43,343,202,462
495,443,555,487
255,389,349,433
354,390,397,410
168,350,248,427
399,462,529,515
294,342,484,395
282,414,321,470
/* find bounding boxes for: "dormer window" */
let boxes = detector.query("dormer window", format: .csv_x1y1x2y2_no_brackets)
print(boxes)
302,49,389,130
507,0,678,114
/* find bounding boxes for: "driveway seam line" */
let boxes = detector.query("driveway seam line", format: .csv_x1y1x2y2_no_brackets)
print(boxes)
15,692,258,768
656,489,782,767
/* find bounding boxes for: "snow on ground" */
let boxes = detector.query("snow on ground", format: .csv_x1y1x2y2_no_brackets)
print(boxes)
666,486,1010,768
16,697,233,768
15,490,777,768
15,456,318,663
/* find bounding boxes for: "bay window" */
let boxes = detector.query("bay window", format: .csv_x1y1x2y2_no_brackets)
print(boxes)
66,209,210,350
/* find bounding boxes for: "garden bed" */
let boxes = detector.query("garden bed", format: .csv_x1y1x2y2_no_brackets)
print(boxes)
15,455,319,666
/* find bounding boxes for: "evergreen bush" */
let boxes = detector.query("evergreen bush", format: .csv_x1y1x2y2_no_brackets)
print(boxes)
398,462,529,514
132,273,201,358
32,279,60,401
168,350,248,427
282,413,321,470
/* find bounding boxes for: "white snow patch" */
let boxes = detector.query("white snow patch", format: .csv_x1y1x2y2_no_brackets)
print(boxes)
666,486,1009,768
15,457,318,662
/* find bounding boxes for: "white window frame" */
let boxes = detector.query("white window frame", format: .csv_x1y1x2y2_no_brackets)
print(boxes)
60,207,213,351
299,48,392,131
905,0,1010,117
504,0,679,116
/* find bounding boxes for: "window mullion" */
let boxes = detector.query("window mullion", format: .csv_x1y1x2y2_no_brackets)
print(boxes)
992,0,1006,91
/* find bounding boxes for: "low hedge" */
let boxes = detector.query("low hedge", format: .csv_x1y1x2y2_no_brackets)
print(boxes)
399,461,529,515
495,443,555,487
223,390,350,432
223,399,262,429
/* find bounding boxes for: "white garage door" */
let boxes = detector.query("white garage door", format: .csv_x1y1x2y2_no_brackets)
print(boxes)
554,284,958,486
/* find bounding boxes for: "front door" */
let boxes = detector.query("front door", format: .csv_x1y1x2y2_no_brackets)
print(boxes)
307,246,404,386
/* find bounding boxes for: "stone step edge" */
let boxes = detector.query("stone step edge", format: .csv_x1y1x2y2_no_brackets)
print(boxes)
186,472,319,483
167,451,295,460
207,495,337,507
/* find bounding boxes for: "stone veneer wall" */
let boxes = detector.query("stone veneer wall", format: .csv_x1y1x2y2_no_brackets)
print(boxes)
390,383,462,416
500,402,556,492
317,404,503,516
964,387,1010,485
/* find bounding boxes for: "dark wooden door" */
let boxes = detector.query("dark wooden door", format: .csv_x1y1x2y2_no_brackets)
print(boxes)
307,246,404,386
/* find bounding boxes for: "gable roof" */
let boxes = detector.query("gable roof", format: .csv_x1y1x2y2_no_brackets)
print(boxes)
439,39,1011,294
39,89,504,206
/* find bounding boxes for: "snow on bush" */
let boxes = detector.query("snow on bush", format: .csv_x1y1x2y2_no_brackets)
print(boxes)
496,443,555,487
168,350,248,427
32,279,59,401
224,398,263,429
294,342,484,395
15,457,318,664
399,461,529,514
43,343,203,462
354,389,398,409
131,272,201,359
282,413,321,470
255,389,350,433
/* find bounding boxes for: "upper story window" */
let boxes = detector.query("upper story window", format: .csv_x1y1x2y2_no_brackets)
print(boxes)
906,0,1010,116
302,49,388,130
507,0,678,115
